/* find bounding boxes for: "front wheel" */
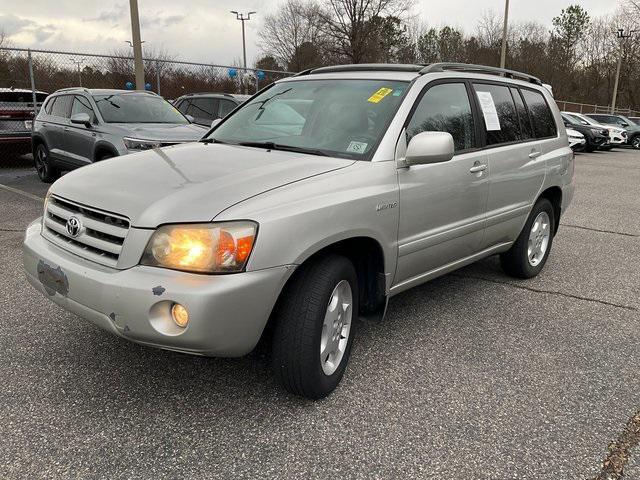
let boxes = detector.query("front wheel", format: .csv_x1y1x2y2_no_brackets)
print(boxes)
500,198,555,279
631,135,640,149
271,254,358,399
33,143,59,183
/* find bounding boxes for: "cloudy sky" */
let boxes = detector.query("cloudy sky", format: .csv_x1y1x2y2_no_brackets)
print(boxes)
0,0,623,66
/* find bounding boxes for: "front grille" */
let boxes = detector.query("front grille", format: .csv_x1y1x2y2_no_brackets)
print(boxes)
42,196,130,268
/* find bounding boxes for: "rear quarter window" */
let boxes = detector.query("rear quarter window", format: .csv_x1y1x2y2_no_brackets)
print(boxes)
521,89,557,139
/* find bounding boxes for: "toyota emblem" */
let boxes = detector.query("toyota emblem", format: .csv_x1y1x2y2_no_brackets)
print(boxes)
66,216,82,237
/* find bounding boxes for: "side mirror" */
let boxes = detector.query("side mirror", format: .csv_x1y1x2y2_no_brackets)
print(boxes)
401,131,454,167
620,122,629,127
70,112,91,127
185,114,195,123
211,118,222,128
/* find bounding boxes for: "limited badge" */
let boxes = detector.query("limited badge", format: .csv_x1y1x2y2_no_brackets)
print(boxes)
346,141,368,153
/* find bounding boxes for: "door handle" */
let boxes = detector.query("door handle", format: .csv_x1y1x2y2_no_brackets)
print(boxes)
529,151,541,159
469,164,487,173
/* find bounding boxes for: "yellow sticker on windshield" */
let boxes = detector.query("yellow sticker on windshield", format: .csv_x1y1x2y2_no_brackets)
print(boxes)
367,87,393,103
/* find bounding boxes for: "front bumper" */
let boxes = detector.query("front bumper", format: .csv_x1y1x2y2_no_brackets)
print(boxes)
23,220,294,357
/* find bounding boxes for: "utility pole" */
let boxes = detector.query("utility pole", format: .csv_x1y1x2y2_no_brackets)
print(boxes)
129,0,145,91
611,29,637,114
500,0,510,69
231,11,256,94
70,58,84,86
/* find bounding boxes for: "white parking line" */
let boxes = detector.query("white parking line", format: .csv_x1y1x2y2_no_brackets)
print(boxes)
0,183,45,202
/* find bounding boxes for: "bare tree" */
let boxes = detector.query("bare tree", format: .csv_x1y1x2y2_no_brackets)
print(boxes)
319,0,413,63
259,0,325,70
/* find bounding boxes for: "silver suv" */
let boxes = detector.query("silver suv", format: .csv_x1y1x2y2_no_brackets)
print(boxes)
23,63,574,399
31,88,208,182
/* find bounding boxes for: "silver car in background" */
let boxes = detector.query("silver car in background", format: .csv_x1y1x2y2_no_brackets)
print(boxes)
31,88,208,182
23,63,574,399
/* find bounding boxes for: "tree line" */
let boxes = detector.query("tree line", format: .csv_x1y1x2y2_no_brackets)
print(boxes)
256,0,640,111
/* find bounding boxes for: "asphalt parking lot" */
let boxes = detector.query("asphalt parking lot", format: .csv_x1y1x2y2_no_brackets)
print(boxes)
0,149,639,479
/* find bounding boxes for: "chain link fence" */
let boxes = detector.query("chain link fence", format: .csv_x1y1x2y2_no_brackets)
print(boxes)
556,100,640,117
0,46,294,166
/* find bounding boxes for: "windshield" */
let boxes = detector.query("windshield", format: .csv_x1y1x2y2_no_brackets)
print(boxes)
93,93,188,124
568,114,589,125
206,79,409,160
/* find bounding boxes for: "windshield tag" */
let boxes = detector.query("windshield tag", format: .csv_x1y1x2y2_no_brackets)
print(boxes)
368,87,393,103
346,141,368,153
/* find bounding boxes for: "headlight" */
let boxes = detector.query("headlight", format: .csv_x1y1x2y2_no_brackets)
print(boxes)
568,135,583,140
123,137,163,150
140,221,258,273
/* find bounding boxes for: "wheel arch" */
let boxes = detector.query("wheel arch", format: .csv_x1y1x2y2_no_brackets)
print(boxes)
93,142,118,162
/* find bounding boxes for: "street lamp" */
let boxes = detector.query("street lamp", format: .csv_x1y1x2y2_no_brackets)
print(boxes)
611,28,637,114
500,0,510,69
70,58,84,87
230,11,256,71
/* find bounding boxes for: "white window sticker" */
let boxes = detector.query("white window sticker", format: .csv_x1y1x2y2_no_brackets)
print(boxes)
476,91,501,131
346,141,368,153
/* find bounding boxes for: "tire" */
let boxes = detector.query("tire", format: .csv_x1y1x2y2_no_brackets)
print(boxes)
500,198,555,279
631,135,640,150
271,254,358,399
33,143,59,183
585,144,595,153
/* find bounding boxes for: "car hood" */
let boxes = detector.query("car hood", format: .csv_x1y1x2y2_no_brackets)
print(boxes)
109,122,208,142
49,142,355,228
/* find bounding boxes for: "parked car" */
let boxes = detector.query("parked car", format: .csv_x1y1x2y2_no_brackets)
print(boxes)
173,93,249,127
31,88,209,182
628,116,640,125
586,113,640,149
566,127,586,151
0,87,48,155
561,113,609,152
24,63,574,399
563,111,627,147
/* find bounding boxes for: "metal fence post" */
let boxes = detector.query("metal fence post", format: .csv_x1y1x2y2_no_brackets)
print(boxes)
27,49,38,115
156,60,161,95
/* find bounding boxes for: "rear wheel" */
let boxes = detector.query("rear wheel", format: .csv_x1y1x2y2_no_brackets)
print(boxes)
33,143,59,183
271,254,358,399
500,198,555,279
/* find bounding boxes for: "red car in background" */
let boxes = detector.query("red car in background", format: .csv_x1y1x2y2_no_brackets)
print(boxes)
0,87,48,157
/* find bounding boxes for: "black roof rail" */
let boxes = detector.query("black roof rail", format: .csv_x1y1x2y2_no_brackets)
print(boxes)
419,63,542,85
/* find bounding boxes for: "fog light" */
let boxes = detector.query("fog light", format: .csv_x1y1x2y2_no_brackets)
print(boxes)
171,303,189,328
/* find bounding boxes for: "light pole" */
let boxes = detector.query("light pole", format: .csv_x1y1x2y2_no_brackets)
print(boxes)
70,58,84,86
128,0,145,91
611,29,637,114
231,10,256,93
500,0,510,69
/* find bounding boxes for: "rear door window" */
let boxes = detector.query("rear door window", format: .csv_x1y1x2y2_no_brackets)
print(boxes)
175,99,190,114
406,82,476,152
521,89,557,138
511,88,533,140
50,95,72,118
473,83,520,145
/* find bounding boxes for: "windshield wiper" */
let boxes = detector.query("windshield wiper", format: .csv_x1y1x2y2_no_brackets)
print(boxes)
199,138,229,144
236,141,328,157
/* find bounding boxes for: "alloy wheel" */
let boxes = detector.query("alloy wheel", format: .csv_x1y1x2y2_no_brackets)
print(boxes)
527,211,551,267
320,280,353,376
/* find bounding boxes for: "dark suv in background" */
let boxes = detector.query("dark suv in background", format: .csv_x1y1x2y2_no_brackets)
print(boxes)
31,88,208,182
586,113,640,149
173,93,249,127
561,113,609,152
0,88,48,158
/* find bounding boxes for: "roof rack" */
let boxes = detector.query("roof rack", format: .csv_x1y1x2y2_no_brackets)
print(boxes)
419,63,542,85
308,64,425,75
